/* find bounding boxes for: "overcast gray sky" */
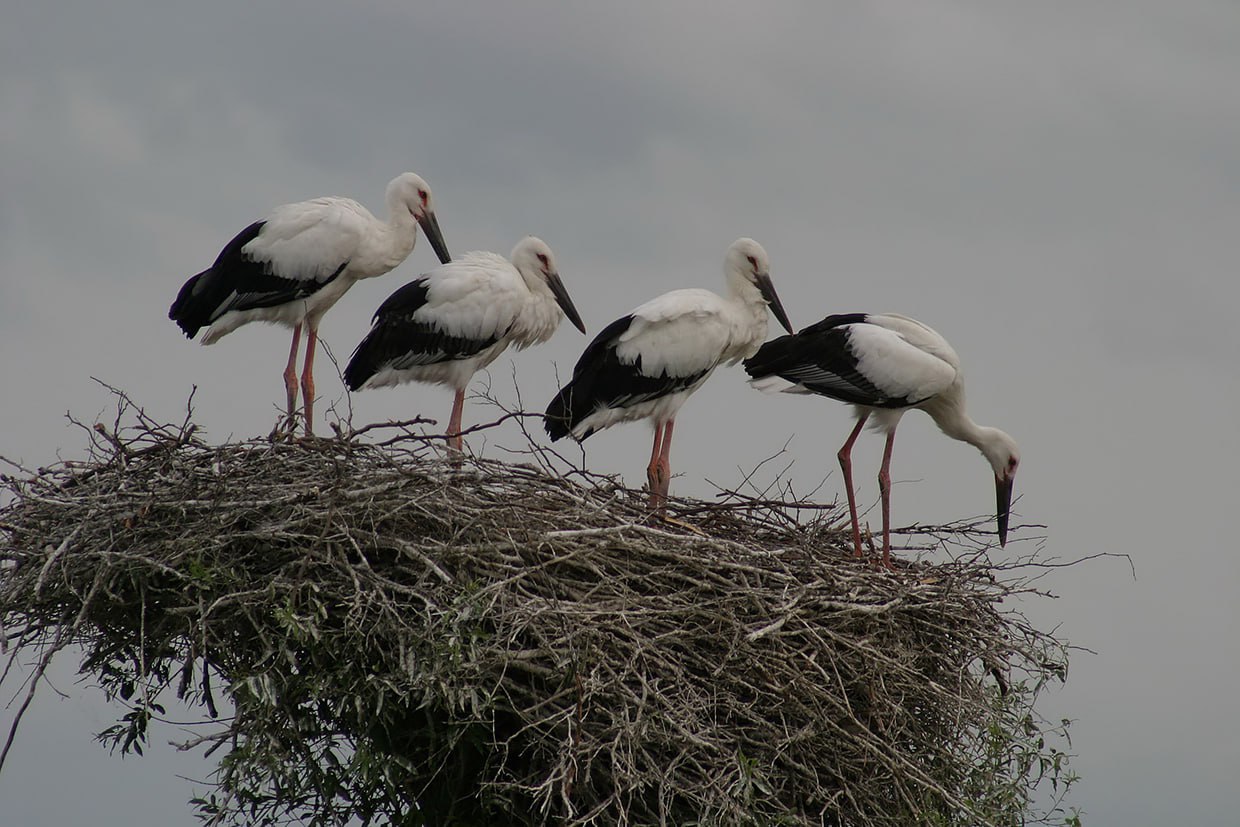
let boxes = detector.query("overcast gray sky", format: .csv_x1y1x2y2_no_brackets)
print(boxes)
3,2,1238,824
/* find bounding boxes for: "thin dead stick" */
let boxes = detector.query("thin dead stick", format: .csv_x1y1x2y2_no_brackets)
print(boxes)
0,622,68,773
0,384,1094,827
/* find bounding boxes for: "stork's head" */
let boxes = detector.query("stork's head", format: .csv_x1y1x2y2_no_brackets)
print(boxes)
979,428,1020,547
511,236,586,334
726,238,793,334
387,172,451,264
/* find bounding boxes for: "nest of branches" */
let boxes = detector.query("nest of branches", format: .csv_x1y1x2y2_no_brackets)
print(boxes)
0,389,1077,826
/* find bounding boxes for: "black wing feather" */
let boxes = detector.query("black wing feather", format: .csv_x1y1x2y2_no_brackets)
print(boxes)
168,220,346,338
743,313,916,409
544,315,711,441
343,279,503,391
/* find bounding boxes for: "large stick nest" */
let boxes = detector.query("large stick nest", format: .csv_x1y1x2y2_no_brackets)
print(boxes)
0,390,1076,826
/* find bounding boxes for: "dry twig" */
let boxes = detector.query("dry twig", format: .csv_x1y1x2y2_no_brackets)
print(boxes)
0,388,1080,826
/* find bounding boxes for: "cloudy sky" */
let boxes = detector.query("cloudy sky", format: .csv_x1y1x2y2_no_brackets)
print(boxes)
3,2,1238,824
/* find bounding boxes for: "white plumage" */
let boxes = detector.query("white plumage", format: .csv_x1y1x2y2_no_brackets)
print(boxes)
745,312,1021,567
169,172,451,435
545,238,793,509
345,236,585,453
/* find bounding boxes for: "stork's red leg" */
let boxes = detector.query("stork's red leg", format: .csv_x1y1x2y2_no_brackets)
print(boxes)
448,389,466,455
647,422,666,509
837,414,869,559
300,325,318,436
283,324,302,421
655,418,675,508
877,426,898,570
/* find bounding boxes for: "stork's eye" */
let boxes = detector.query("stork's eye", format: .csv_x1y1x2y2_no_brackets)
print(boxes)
418,190,428,205
746,255,757,268
536,252,549,265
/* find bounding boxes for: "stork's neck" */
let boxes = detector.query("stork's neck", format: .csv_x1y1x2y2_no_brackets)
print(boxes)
925,393,1009,474
930,402,986,447
382,193,418,236
363,198,417,274
514,264,542,295
717,274,768,357
512,288,563,347
725,269,772,320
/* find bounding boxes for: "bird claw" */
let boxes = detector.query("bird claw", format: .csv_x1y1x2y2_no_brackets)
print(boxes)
848,530,896,571
444,438,467,469
268,412,301,443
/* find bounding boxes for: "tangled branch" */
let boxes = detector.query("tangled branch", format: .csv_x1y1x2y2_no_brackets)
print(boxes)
0,387,1080,826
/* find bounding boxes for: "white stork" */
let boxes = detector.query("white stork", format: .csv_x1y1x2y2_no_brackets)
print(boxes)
344,236,586,452
169,172,451,435
743,313,1020,567
545,238,793,509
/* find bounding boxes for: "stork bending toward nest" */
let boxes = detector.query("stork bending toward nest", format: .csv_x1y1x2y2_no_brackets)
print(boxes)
744,312,1020,567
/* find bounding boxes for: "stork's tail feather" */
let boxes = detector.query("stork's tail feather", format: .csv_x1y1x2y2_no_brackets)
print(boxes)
543,384,577,441
741,335,796,380
343,331,381,392
168,269,215,339
748,374,800,394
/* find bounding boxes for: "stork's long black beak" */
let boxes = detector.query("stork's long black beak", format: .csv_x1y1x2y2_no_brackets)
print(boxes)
547,272,586,334
417,211,452,264
996,474,1014,547
756,273,794,334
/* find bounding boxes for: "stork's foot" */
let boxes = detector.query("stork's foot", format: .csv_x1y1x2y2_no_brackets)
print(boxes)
842,523,867,560
862,533,897,572
646,472,668,507
444,435,466,468
269,411,301,442
645,458,673,512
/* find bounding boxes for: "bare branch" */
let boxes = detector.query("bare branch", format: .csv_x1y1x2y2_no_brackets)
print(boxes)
0,386,1095,826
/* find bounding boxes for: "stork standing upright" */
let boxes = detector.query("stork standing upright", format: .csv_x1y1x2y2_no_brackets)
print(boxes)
169,172,452,435
743,312,1020,567
545,238,793,509
344,236,586,453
